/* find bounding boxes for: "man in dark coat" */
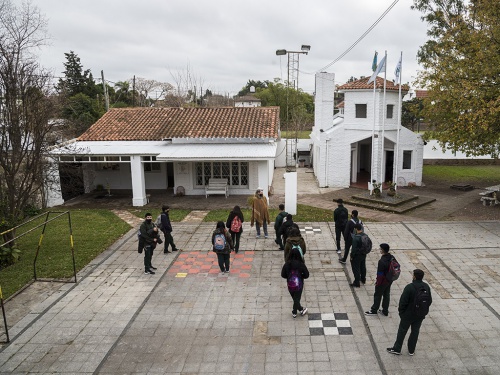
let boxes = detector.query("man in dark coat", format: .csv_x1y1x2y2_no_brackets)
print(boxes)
279,214,297,245
387,269,433,356
365,243,393,316
160,205,179,253
333,199,348,255
339,210,362,264
140,213,158,275
274,204,288,250
349,223,367,287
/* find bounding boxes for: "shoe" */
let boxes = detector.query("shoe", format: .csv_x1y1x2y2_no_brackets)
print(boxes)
292,312,297,318
349,283,360,288
150,266,157,270
256,235,261,238
172,248,179,252
300,307,308,316
364,310,377,316
387,348,401,355
336,250,341,254
274,239,279,244
144,270,155,275
225,270,230,273
339,259,346,264
409,352,414,356
279,247,284,251
264,235,269,238
361,280,366,285
378,309,388,316
235,250,239,254
164,251,171,254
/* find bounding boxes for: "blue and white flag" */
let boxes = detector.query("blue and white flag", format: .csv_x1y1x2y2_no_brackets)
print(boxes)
368,55,386,84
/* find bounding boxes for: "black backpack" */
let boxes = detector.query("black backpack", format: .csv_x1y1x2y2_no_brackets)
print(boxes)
338,208,348,228
412,284,431,318
359,233,372,255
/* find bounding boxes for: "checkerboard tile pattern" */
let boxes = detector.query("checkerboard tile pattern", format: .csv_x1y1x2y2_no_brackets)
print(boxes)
167,251,253,278
308,312,353,335
301,226,322,234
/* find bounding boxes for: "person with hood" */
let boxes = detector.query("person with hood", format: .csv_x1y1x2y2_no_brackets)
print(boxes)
250,187,270,238
279,214,298,245
284,227,307,262
226,205,244,253
339,210,362,264
160,205,180,253
281,246,309,318
139,213,159,275
212,221,234,273
274,204,288,250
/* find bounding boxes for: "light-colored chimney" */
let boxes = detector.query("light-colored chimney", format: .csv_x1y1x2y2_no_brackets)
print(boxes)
314,72,335,132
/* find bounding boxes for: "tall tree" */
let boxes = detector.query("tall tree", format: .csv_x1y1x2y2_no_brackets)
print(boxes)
413,0,500,156
237,80,269,96
0,0,55,231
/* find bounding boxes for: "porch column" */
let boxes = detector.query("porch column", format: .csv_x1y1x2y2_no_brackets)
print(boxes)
131,156,147,206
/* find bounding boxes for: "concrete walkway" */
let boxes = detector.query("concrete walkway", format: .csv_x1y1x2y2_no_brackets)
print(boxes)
1,220,499,374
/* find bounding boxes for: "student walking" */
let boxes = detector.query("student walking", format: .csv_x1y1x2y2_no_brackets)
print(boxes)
212,221,234,273
281,247,309,318
226,205,244,253
274,204,288,250
365,243,396,316
160,205,180,253
387,269,432,356
333,199,348,255
283,227,306,262
339,210,362,264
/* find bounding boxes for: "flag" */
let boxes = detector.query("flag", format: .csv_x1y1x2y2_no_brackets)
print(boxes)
371,51,378,72
394,55,402,85
367,55,386,84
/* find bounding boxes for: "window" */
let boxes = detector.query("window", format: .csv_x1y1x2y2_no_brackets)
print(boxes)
95,163,120,171
355,104,367,118
403,150,412,169
387,104,394,119
143,156,161,172
195,161,248,186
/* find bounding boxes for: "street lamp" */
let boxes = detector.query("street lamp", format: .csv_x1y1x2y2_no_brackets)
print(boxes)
275,45,311,90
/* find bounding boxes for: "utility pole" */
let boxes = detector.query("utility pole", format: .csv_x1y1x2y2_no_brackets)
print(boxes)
132,75,136,107
101,71,109,111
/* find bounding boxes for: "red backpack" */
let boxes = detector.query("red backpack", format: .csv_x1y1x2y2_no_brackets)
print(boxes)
231,216,242,233
386,256,401,282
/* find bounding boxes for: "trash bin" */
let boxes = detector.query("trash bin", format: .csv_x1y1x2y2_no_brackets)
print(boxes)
299,159,305,168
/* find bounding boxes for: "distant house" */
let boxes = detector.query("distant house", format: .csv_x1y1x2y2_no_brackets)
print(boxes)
234,95,261,108
311,73,424,188
51,107,280,206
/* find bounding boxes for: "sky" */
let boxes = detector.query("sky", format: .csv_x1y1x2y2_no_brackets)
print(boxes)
33,0,430,97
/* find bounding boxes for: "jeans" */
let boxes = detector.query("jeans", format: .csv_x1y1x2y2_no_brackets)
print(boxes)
392,317,424,353
144,245,154,271
216,253,230,272
370,283,392,313
256,221,268,236
350,254,366,286
275,230,284,249
289,289,303,314
162,231,177,252
230,231,241,252
335,225,345,251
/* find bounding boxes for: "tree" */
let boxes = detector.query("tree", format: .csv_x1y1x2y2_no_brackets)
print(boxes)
0,0,56,232
413,0,500,156
237,80,269,96
402,97,424,131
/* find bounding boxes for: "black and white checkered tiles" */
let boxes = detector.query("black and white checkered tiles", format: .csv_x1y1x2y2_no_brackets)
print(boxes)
300,226,322,235
308,312,353,335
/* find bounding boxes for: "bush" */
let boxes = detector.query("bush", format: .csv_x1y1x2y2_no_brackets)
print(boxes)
0,245,21,269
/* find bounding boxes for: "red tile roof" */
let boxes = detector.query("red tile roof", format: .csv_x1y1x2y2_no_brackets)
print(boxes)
338,77,409,92
415,89,428,98
78,107,280,141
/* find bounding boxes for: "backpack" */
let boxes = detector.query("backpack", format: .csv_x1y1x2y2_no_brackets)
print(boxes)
338,208,348,228
291,243,304,260
155,214,163,230
386,256,401,282
351,218,363,234
213,232,227,252
231,215,242,233
137,229,144,253
412,284,431,318
359,233,372,255
287,268,303,292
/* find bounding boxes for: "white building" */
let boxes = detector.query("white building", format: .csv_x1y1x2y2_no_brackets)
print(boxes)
51,107,280,206
311,72,424,188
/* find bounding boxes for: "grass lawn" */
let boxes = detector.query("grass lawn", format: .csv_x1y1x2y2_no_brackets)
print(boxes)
281,130,311,139
0,209,131,300
423,165,500,186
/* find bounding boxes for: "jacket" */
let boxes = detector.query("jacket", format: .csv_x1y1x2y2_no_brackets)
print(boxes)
281,259,310,289
333,205,348,229
398,280,433,319
350,232,364,256
279,220,297,239
284,235,307,262
226,211,244,233
251,194,270,226
274,211,288,231
160,211,173,233
211,228,234,254
344,217,361,240
375,253,393,286
140,220,158,246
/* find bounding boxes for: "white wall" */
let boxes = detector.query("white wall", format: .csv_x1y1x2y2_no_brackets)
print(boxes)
424,140,496,160
275,139,287,167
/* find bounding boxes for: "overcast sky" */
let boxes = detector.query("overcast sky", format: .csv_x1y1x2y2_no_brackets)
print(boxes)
34,0,430,97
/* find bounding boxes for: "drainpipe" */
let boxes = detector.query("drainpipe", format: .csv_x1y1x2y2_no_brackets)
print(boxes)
325,137,331,187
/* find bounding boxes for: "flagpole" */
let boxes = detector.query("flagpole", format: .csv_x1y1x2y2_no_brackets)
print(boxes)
380,50,387,190
394,51,403,188
370,51,377,185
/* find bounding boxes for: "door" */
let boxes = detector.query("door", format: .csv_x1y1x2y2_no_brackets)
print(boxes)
385,151,394,182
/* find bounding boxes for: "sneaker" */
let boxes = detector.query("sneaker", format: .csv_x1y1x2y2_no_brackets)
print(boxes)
339,259,346,264
163,251,171,254
292,312,297,318
144,270,155,275
150,266,157,270
378,309,388,316
300,307,308,316
264,235,269,239
409,352,414,356
349,283,360,288
387,348,401,355
364,310,378,316
256,235,261,239
224,270,230,273
336,250,341,254
172,248,179,252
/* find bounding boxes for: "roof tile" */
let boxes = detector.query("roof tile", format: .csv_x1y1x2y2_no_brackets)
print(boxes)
338,76,409,92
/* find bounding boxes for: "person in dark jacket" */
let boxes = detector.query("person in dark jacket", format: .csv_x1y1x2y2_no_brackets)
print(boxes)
387,269,433,356
279,214,298,245
140,213,158,275
365,243,393,316
349,223,367,287
340,210,362,264
160,205,179,253
274,204,288,250
212,221,234,273
284,227,306,262
333,199,348,255
281,247,309,318
226,205,244,253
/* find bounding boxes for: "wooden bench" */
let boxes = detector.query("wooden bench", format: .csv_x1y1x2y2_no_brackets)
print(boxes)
205,178,229,198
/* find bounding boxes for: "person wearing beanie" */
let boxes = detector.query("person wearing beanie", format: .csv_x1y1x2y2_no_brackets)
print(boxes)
365,243,394,316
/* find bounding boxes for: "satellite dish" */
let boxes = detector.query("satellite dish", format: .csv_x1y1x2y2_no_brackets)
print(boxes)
249,86,255,93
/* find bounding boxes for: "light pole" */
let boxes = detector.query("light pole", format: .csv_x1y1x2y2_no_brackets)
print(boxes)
275,45,310,91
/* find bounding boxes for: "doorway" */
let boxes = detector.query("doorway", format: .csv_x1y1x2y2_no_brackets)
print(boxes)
385,150,394,182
